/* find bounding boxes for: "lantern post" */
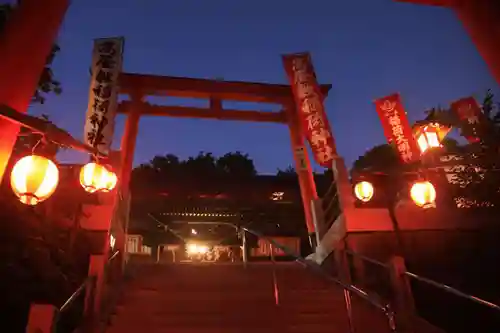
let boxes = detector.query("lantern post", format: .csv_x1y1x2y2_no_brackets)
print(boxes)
353,174,437,256
0,0,69,183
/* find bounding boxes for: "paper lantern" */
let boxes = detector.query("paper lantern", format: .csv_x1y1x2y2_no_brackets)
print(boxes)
354,181,374,202
79,162,117,193
410,181,436,208
10,155,59,205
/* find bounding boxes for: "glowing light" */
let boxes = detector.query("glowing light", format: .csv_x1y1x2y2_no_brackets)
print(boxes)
110,234,116,249
410,181,436,208
414,123,450,154
186,243,210,255
354,181,374,202
10,155,59,205
80,162,117,193
198,245,209,254
271,192,284,201
191,228,197,235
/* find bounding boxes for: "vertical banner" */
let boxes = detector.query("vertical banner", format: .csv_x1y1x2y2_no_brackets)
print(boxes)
83,37,124,154
374,93,420,163
282,52,336,167
450,96,482,143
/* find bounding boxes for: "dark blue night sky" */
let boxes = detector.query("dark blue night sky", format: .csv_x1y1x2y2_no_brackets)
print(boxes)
27,0,499,173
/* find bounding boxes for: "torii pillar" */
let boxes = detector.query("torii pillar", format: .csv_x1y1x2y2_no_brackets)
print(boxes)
396,0,500,86
0,0,69,182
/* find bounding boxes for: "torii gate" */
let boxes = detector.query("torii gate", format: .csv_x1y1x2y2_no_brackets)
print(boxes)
0,0,498,230
115,73,332,245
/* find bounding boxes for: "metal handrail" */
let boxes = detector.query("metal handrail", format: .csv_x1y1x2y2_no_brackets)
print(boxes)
269,244,280,306
345,250,500,313
405,271,500,312
59,276,95,314
345,249,388,268
240,226,397,333
108,250,121,263
57,250,121,327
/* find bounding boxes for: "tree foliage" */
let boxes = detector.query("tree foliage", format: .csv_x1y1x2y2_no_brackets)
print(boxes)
277,165,296,177
131,151,259,191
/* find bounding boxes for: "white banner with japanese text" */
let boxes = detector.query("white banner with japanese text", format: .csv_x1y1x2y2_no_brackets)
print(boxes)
83,37,124,154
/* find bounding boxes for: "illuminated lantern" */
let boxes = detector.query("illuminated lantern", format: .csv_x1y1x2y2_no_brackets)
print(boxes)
79,162,118,193
413,123,451,154
410,181,436,208
10,155,59,205
354,181,374,202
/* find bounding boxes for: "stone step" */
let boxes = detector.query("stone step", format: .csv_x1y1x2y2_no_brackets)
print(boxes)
106,263,438,333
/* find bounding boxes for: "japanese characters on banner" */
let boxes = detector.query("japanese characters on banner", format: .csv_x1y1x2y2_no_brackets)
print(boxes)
450,96,482,143
282,52,336,168
374,93,420,163
83,37,124,154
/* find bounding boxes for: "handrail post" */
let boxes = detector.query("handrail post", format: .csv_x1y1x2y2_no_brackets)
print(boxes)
269,243,280,306
25,304,58,333
334,242,355,333
241,228,248,267
86,254,106,318
388,255,416,330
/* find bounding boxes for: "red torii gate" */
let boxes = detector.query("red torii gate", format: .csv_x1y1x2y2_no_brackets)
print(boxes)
116,72,332,242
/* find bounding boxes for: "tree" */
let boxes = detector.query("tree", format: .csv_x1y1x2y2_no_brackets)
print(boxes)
423,90,500,153
352,136,464,174
277,165,296,177
216,151,257,178
183,152,220,179
424,90,500,208
352,144,402,174
131,151,259,193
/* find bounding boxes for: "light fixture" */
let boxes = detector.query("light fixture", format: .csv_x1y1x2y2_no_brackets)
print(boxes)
410,181,436,208
271,192,284,201
353,181,375,202
79,162,117,193
10,155,59,205
413,123,450,154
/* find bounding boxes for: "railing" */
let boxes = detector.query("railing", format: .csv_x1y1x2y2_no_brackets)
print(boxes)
240,226,397,333
344,249,500,330
27,250,122,333
321,180,341,231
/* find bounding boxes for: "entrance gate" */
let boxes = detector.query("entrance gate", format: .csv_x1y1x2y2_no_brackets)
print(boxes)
116,72,332,245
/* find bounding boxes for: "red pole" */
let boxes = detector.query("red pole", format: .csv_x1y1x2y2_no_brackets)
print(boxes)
0,0,69,182
453,1,500,87
119,98,142,197
286,107,319,239
395,0,500,86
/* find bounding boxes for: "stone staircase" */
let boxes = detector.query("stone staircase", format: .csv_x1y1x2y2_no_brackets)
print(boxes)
105,262,400,333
